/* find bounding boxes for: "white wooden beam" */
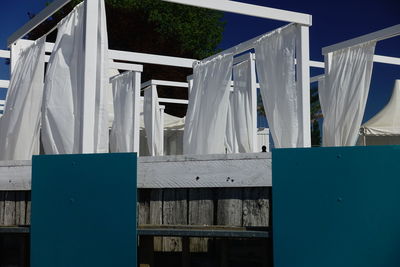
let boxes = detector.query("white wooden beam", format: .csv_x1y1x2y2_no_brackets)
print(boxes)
0,153,272,190
109,49,196,68
0,50,10,58
373,55,400,66
296,25,311,148
80,0,99,153
310,74,325,83
249,53,258,152
111,62,143,72
162,0,311,26
141,80,189,89
322,24,400,54
310,60,324,68
7,0,71,47
0,80,9,88
133,71,141,154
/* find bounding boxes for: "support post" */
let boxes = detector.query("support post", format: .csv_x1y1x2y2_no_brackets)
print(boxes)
296,25,311,148
149,84,157,156
249,53,258,152
133,71,141,154
159,105,165,156
81,0,99,153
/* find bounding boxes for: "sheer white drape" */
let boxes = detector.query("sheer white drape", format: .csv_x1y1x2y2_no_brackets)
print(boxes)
255,24,299,148
183,54,233,155
225,93,239,153
41,1,109,154
0,37,45,160
143,86,163,156
232,60,254,152
109,71,138,152
320,41,376,146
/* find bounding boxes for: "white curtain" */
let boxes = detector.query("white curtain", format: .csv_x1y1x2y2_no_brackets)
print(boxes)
143,86,163,156
41,1,109,154
183,54,233,155
319,41,376,146
109,71,138,152
232,60,254,152
225,93,239,153
0,37,45,160
254,24,299,148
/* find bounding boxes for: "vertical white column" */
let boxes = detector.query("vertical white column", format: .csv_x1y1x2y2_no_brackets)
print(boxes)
296,24,311,148
249,53,258,152
81,0,99,153
150,84,157,156
133,71,141,155
159,105,165,156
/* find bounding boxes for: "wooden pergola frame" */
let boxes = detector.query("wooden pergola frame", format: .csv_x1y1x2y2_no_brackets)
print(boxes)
6,0,317,153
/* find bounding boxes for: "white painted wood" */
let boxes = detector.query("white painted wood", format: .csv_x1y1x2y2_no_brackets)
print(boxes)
0,100,5,105
0,50,10,58
159,106,165,156
233,52,254,65
149,85,157,156
310,74,325,83
322,24,400,54
310,60,324,68
81,0,99,153
141,80,189,89
249,54,258,152
162,0,311,26
0,161,31,191
0,80,9,88
296,25,311,148
134,71,141,154
7,0,71,46
109,49,196,68
373,55,400,66
111,62,143,72
0,153,272,190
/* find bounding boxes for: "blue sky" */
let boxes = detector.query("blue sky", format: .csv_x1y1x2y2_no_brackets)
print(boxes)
1,0,399,122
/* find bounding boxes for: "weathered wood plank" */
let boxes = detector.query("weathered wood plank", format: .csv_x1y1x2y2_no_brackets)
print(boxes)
243,188,269,227
0,161,31,191
163,189,187,252
139,153,271,188
15,192,26,225
4,191,16,226
188,188,214,252
0,153,272,190
25,192,31,225
217,188,243,226
149,189,163,251
0,192,4,224
138,189,150,225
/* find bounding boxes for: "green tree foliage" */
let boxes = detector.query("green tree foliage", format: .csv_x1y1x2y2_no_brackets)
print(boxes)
28,0,224,116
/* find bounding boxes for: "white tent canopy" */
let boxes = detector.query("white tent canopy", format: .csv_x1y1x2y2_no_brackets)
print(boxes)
361,79,400,137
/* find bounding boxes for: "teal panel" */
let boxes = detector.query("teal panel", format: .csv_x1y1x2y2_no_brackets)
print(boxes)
273,146,400,267
31,153,137,267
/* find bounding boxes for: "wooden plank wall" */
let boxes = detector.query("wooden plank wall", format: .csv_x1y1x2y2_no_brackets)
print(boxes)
0,188,270,253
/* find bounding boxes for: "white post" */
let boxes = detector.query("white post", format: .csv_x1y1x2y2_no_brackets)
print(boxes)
133,71,141,154
159,105,165,156
81,0,99,153
249,53,258,152
150,84,157,156
296,25,311,148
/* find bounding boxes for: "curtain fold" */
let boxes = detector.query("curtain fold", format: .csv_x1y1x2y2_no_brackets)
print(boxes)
254,24,299,148
109,71,138,152
0,37,46,160
232,59,254,152
319,41,376,146
41,1,109,154
143,86,163,156
183,54,233,155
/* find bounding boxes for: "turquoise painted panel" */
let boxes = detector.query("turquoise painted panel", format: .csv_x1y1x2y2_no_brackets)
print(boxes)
273,146,400,267
31,153,137,267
